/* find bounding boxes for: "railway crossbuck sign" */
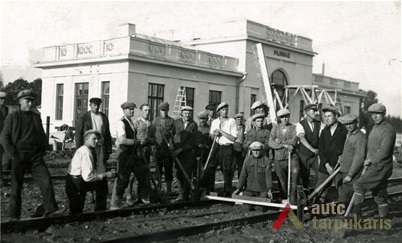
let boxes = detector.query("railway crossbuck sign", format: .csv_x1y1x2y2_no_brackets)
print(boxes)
272,203,303,230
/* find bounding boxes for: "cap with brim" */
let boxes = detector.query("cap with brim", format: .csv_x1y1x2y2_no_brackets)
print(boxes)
158,102,169,110
304,104,318,111
368,103,386,113
252,113,265,121
180,106,193,111
205,103,216,110
121,102,137,109
197,111,208,119
0,92,6,98
277,108,290,117
251,101,264,110
84,129,101,139
322,106,340,116
89,97,102,105
216,102,229,112
234,113,243,119
249,141,263,150
338,114,359,124
17,90,35,100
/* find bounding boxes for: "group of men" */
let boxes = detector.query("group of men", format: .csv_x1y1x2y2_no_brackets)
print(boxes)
0,88,396,220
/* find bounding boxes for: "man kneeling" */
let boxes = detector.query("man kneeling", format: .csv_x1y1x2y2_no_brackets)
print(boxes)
66,130,115,216
233,141,273,211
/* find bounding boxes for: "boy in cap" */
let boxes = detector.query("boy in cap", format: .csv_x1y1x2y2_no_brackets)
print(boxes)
336,114,366,208
111,102,150,209
203,102,237,197
243,113,270,156
316,106,347,203
244,101,272,133
75,97,112,176
0,90,62,220
0,91,10,186
233,141,273,211
205,103,216,126
172,106,198,202
66,130,116,216
296,104,322,190
269,108,299,204
151,102,175,195
351,104,396,218
233,113,245,178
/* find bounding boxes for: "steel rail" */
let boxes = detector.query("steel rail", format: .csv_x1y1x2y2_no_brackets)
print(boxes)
1,200,219,234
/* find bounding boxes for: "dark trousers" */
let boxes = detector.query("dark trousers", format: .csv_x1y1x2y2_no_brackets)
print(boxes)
234,150,245,179
336,172,359,203
65,174,108,215
176,150,195,200
274,154,300,201
353,163,392,206
10,152,58,218
116,151,150,200
0,145,11,183
299,155,319,189
203,144,235,194
156,150,174,182
242,190,268,212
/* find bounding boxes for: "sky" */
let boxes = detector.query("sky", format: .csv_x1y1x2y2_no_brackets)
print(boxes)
1,1,401,116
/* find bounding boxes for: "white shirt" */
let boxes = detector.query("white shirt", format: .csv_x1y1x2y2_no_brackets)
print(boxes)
68,146,102,182
91,112,104,134
210,117,238,145
329,122,338,136
115,116,135,148
296,120,325,137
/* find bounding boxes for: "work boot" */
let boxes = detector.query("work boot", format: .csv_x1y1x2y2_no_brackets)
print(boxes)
173,193,184,203
351,193,364,217
377,204,389,218
166,180,172,196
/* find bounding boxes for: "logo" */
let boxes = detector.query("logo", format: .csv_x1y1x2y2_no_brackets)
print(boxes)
272,203,303,230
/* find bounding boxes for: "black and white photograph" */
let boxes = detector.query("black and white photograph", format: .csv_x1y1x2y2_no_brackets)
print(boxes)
1,1,401,242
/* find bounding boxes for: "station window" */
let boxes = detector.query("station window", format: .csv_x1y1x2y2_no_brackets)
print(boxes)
344,106,351,114
55,84,63,120
250,94,256,116
270,70,288,106
101,81,110,117
148,83,165,120
182,87,195,108
209,90,222,107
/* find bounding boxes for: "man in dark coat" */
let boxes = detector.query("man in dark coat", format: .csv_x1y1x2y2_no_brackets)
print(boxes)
0,91,10,186
316,106,347,203
75,97,112,175
0,90,61,220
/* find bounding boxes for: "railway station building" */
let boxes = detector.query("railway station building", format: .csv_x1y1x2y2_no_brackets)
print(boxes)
33,20,364,133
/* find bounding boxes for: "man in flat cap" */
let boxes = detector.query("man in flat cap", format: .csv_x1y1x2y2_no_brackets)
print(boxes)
243,113,270,157
269,108,299,204
0,91,10,186
296,103,323,190
75,97,112,177
111,102,150,209
205,103,216,126
316,106,347,203
233,141,273,211
151,102,175,196
0,90,62,220
66,130,116,216
351,104,396,218
244,101,272,133
335,114,366,209
202,102,237,197
195,111,212,170
172,106,198,202
233,113,245,179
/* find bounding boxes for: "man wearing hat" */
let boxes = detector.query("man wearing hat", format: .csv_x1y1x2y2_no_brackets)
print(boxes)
203,102,237,197
75,97,112,176
244,101,272,133
269,108,299,204
0,91,10,187
233,141,273,211
172,106,198,202
111,102,150,209
195,111,212,168
336,114,366,208
243,113,270,157
233,113,245,179
0,90,62,219
205,103,216,126
66,130,116,216
316,106,347,203
151,102,175,195
296,103,322,190
351,103,396,218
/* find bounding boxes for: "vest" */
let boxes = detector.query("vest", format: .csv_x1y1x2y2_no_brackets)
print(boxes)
298,118,320,161
119,118,136,153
